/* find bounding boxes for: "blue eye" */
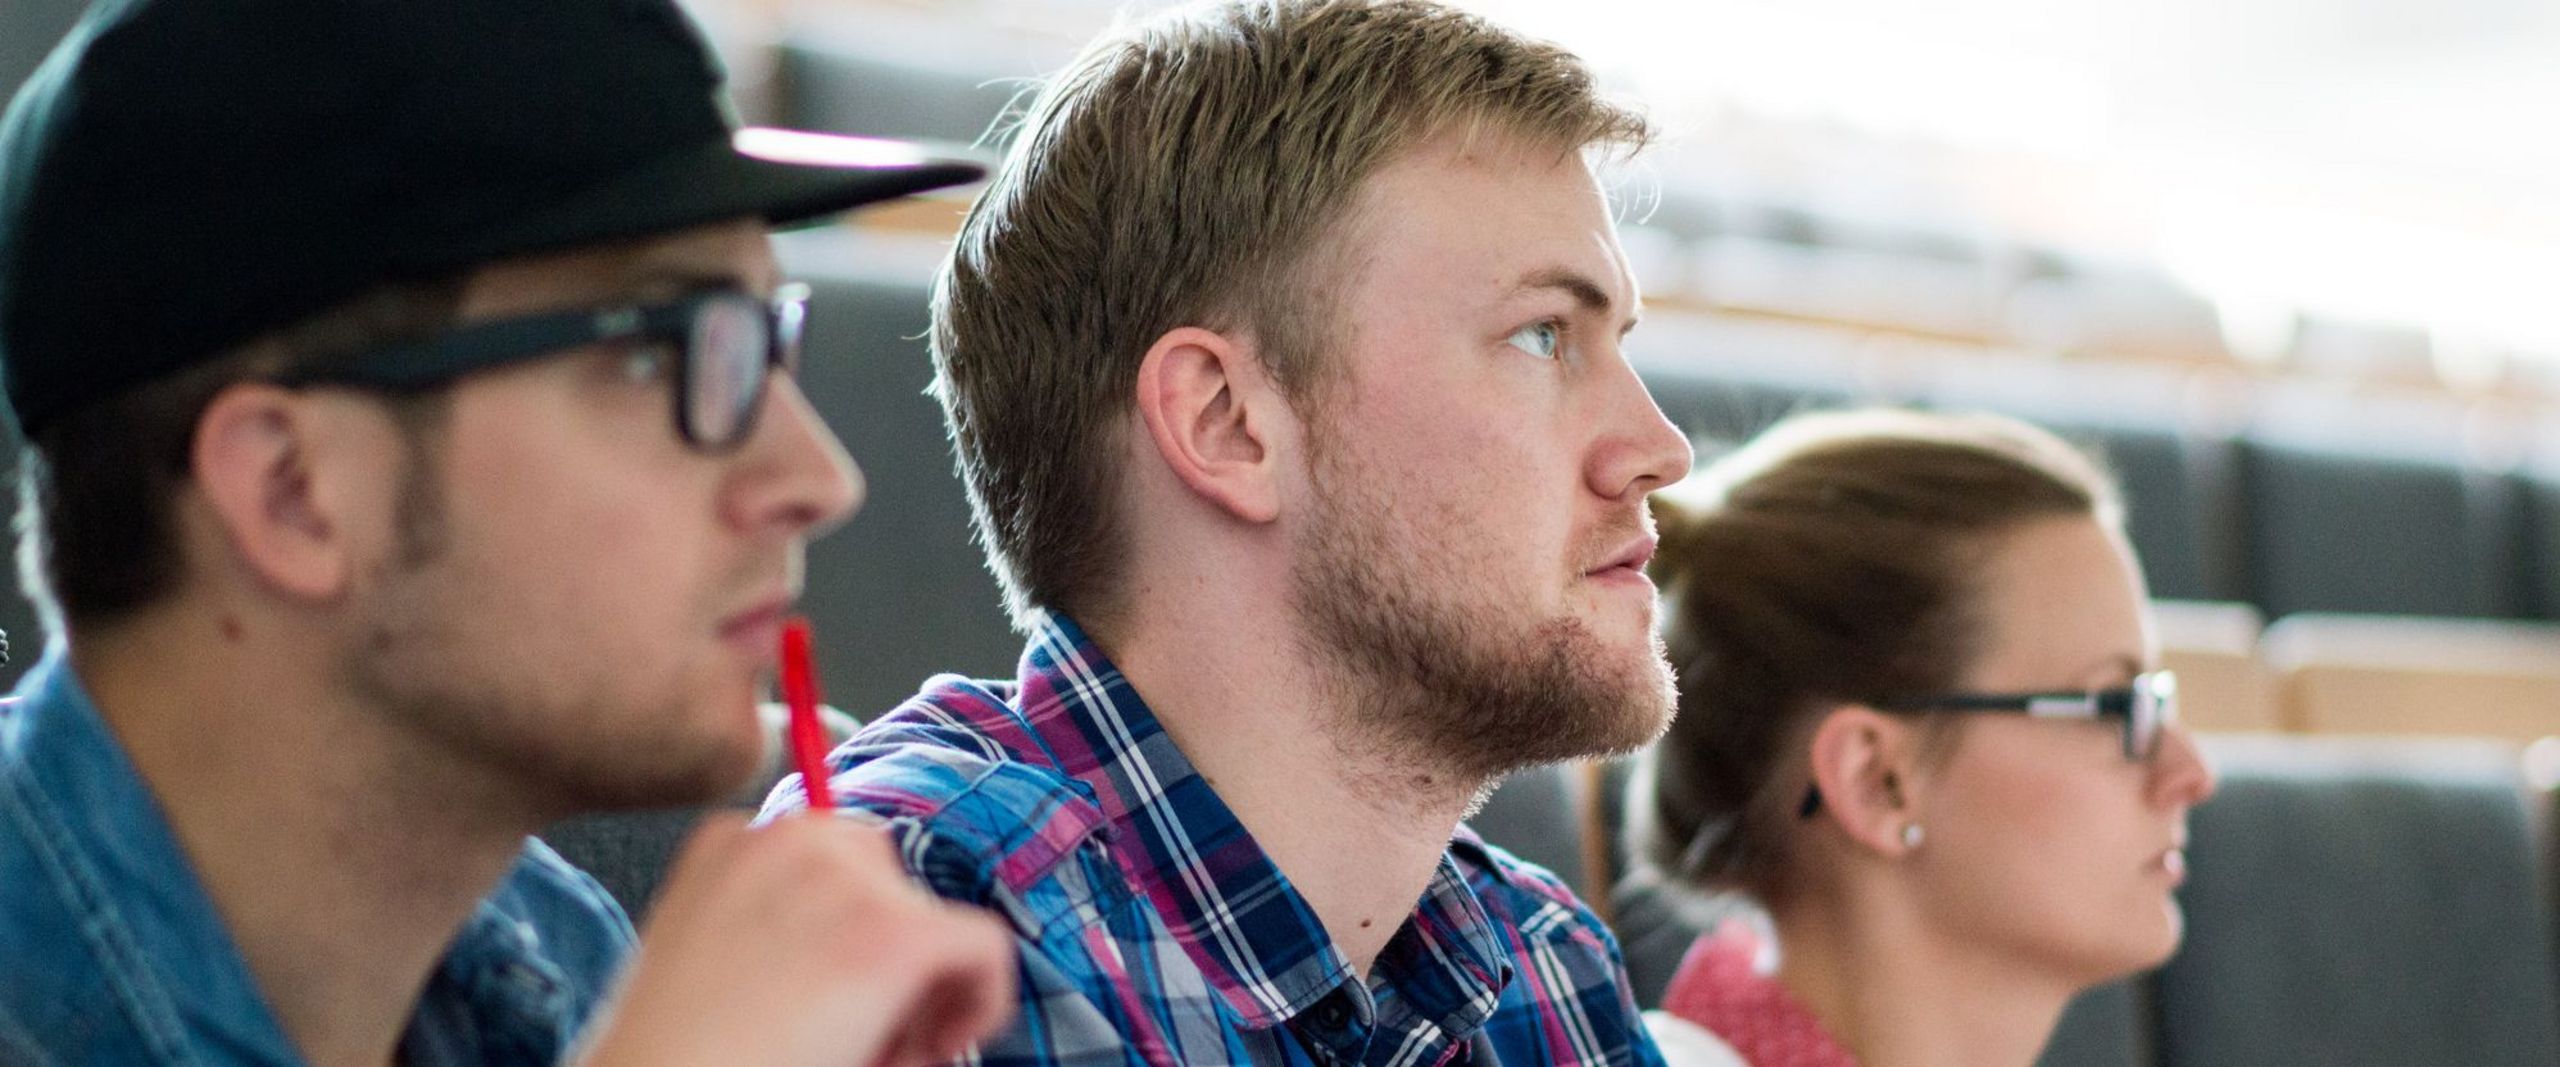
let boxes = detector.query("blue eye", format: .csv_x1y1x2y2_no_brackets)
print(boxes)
1506,320,1562,360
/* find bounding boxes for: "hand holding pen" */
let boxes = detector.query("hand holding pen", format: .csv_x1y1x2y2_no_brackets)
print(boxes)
572,617,1017,1067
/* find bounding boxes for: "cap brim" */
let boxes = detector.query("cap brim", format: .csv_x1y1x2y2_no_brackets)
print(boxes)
409,128,987,272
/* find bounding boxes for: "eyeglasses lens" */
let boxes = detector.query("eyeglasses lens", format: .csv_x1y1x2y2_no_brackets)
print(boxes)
2132,671,2179,760
686,296,768,448
774,289,808,378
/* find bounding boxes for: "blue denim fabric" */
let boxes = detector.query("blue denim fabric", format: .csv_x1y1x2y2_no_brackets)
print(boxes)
0,647,635,1066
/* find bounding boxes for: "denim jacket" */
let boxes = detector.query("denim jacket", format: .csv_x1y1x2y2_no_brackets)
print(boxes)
0,648,634,1066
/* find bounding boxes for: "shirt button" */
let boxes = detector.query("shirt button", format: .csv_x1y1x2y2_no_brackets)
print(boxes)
1315,999,1350,1029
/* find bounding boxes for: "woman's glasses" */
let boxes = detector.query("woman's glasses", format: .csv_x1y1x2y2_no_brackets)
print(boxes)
1799,669,2180,818
1877,669,2181,762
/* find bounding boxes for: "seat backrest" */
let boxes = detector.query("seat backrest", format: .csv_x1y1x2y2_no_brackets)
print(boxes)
1465,762,1597,904
2157,735,2560,1066
779,233,1024,719
2511,444,2560,620
1629,317,1871,450
772,19,1029,147
1903,349,2245,604
2234,389,2524,620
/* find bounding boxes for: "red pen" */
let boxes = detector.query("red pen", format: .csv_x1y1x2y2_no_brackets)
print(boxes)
779,616,835,811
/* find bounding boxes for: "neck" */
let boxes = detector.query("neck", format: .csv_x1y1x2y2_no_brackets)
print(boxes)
75,606,539,1067
1103,588,1481,977
1769,885,2074,1067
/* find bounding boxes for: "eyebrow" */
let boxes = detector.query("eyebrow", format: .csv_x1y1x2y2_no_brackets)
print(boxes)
1512,267,1643,335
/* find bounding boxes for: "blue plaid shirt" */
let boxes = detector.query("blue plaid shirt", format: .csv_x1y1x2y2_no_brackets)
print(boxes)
760,612,1666,1066
0,647,633,1066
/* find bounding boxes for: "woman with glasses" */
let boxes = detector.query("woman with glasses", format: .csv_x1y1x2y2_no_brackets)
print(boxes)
1631,408,2218,1067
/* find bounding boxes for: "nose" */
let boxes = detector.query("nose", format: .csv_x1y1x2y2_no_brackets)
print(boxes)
1587,351,1693,501
2150,723,2219,808
725,374,863,537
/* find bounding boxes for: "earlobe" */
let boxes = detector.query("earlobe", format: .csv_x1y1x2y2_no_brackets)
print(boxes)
192,385,354,602
1132,326,1281,524
1805,705,1926,857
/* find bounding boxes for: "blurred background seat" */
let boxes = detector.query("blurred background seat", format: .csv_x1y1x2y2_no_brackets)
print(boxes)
2234,387,2528,620
2158,735,2560,1066
1466,762,1597,901
779,233,1023,717
773,16,1023,147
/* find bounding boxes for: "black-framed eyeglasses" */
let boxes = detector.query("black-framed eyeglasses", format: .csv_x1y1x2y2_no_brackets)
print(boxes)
276,283,810,453
1798,669,2180,818
1880,669,2180,761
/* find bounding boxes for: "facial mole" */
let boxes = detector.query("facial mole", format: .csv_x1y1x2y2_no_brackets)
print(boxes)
1360,919,1374,929
218,615,244,642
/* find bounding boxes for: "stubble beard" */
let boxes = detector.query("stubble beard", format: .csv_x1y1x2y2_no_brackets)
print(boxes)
1289,437,1677,797
342,428,755,817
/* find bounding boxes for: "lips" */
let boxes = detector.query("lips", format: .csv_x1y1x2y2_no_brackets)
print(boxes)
718,594,796,657
1588,534,1658,578
721,596,790,632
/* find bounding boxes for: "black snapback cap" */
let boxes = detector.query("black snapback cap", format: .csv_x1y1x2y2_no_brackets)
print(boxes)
0,0,986,438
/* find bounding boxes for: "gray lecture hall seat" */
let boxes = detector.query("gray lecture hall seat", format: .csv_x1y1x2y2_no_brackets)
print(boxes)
1466,761,1600,903
776,231,1021,719
2063,423,2240,604
2232,387,2526,620
2509,420,2560,621
1629,314,1873,451
1900,350,2246,604
774,18,1032,147
2158,735,2560,1067
1632,332,2246,605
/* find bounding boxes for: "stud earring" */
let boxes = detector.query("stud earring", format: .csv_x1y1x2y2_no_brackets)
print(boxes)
1900,823,1926,850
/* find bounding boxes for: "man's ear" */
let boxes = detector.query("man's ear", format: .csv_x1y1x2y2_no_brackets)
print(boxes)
1131,326,1284,524
1805,704,1926,857
189,384,363,602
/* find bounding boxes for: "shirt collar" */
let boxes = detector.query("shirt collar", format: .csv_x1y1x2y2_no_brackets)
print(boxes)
1001,611,1512,1034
